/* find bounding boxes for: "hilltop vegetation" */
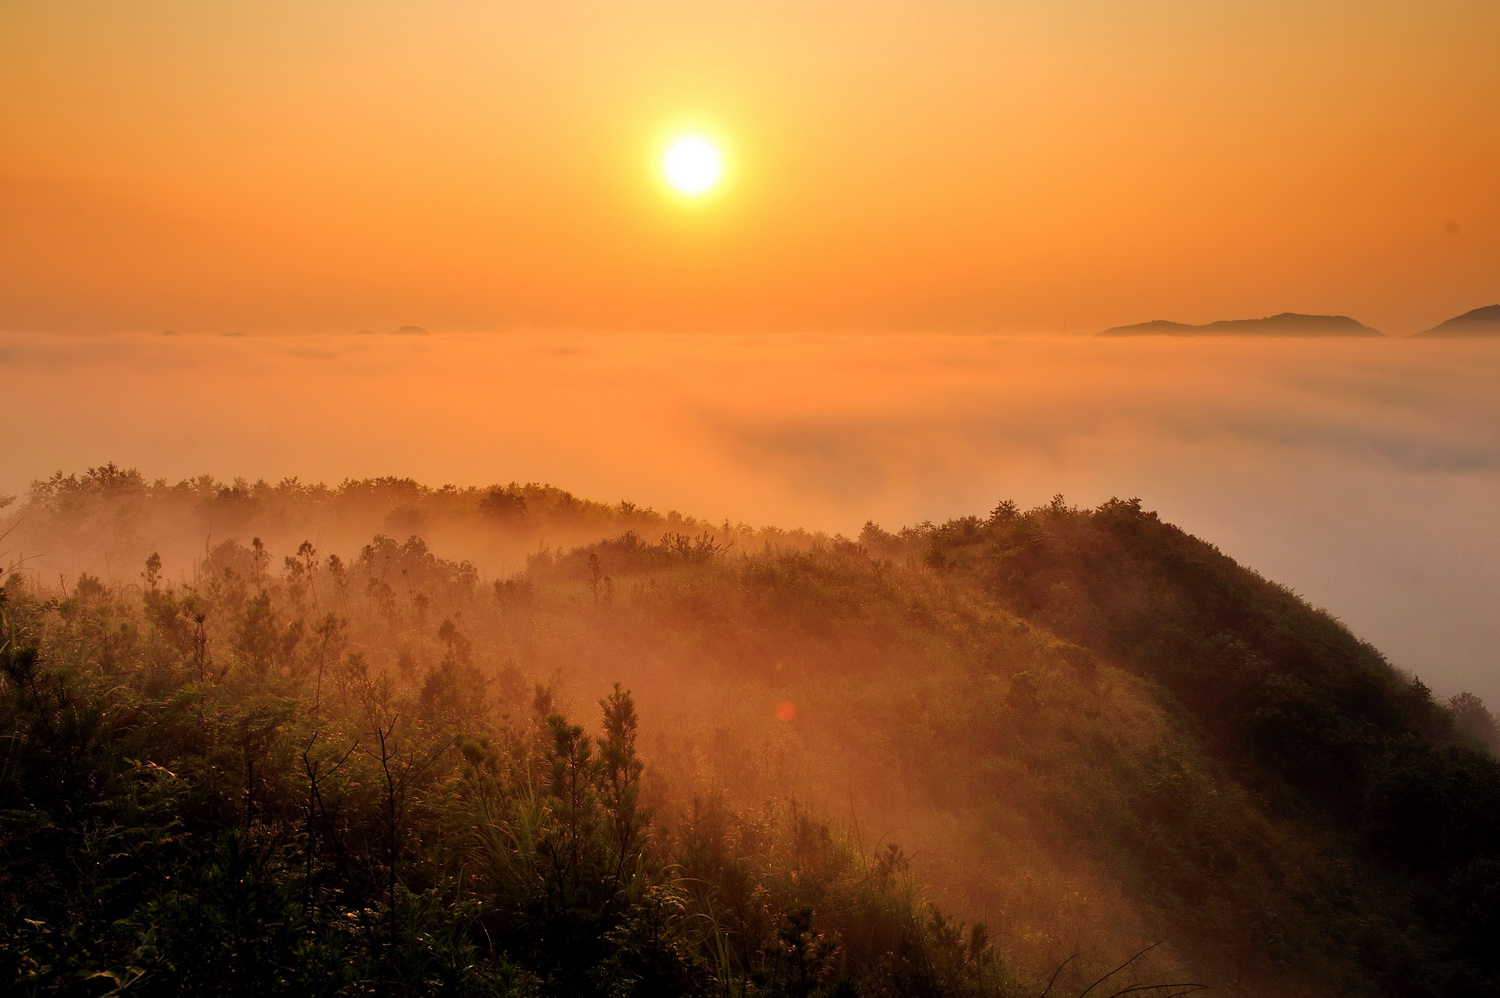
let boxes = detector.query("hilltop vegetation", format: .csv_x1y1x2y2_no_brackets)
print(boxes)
3,468,1499,996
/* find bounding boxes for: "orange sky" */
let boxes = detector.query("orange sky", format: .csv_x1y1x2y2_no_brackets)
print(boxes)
2,0,1498,335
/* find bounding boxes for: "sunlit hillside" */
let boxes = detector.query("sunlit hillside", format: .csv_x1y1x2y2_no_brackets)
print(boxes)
3,468,1499,996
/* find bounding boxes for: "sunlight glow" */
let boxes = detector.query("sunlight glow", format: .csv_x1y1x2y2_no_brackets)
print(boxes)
662,134,723,197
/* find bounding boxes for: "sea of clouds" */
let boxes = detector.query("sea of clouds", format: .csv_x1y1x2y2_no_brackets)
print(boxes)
4,328,1497,704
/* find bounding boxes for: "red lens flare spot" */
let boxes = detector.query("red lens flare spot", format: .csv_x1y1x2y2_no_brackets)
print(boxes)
774,701,797,722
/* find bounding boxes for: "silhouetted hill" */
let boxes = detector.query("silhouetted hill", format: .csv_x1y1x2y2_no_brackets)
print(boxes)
1100,312,1384,337
1414,304,1500,338
4,471,1499,996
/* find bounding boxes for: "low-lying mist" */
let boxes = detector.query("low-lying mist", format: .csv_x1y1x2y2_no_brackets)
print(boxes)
3,328,1497,702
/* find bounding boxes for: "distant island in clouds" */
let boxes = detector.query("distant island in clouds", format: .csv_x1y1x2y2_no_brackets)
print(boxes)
1099,312,1384,337
1412,304,1500,337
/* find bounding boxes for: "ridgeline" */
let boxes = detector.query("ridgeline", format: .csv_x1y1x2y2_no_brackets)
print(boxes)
2,468,1498,997
1098,313,1384,337
1413,305,1500,338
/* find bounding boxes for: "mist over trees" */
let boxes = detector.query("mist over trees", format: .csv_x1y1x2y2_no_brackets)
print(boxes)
4,468,1500,996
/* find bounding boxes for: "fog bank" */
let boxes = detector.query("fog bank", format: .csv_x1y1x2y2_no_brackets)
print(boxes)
4,329,1497,703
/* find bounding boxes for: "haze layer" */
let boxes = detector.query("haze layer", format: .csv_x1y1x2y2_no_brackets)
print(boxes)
4,329,1497,706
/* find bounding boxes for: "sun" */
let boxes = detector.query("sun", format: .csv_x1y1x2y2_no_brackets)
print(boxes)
661,134,723,197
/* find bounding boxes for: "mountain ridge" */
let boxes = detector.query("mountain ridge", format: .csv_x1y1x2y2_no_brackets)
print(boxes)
1413,304,1500,338
3,469,1499,997
1099,312,1385,337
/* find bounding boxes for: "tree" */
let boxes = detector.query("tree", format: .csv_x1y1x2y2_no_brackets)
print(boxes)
1450,692,1500,754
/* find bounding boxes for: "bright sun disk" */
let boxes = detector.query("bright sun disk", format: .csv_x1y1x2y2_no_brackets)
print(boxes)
662,135,723,196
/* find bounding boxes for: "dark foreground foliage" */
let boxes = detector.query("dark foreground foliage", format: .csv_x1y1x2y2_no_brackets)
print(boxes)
0,591,1006,996
4,470,1500,997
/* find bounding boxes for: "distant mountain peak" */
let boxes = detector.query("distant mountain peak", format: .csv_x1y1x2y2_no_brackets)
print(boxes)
1104,312,1380,339
1099,312,1383,337
1414,304,1500,337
